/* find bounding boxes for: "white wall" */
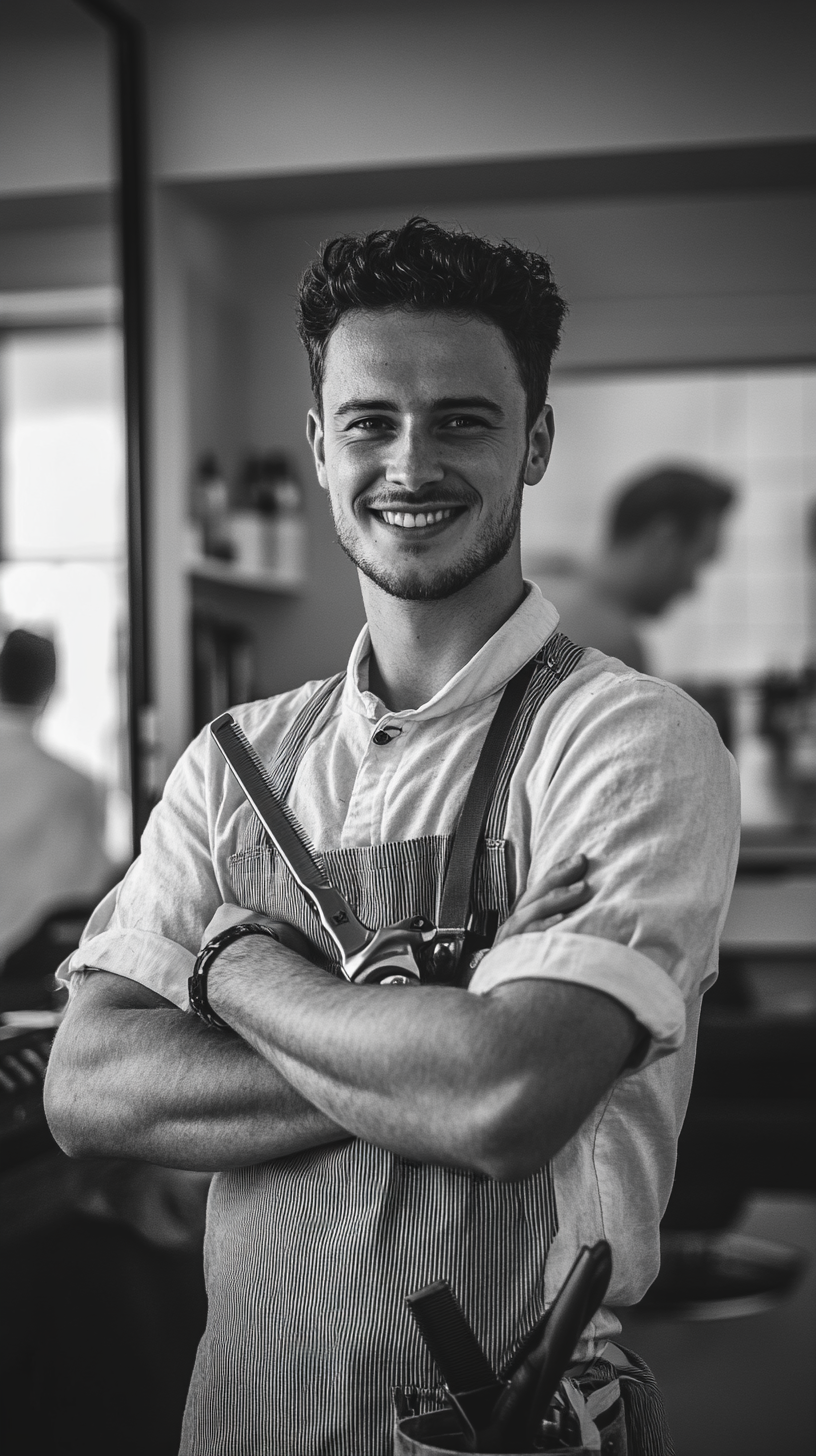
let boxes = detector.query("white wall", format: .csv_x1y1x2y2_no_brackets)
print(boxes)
0,225,114,293
0,31,112,198
6,0,815,204
148,0,816,182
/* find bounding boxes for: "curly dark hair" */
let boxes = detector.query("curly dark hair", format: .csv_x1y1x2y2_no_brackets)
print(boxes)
296,216,567,428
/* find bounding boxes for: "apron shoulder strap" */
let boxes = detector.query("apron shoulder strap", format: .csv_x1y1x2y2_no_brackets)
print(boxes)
434,633,583,980
270,671,345,800
436,656,537,935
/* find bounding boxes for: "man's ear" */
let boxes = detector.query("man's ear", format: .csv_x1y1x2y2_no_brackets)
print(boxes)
524,403,554,486
307,406,329,493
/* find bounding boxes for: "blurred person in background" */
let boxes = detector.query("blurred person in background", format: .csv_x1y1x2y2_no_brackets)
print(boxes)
0,627,111,969
531,465,736,672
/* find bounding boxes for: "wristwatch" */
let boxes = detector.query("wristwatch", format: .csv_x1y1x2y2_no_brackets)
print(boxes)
188,920,281,1030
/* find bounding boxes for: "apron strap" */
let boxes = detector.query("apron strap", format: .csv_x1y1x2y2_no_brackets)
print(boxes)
437,654,539,938
433,632,584,984
270,671,344,800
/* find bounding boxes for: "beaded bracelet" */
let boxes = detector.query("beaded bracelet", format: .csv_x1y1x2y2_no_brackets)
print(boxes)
188,920,282,1030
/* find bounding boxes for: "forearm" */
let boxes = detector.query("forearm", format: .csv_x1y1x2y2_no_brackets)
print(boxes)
207,932,637,1178
222,966,501,1170
45,985,347,1172
208,941,543,1174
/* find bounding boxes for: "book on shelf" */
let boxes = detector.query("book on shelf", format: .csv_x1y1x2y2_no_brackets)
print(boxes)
192,615,256,732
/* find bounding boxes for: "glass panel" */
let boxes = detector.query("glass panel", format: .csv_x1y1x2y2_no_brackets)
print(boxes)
0,560,130,864
2,329,124,560
0,328,130,876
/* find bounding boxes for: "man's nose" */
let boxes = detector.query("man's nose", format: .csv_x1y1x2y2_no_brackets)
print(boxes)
384,425,444,490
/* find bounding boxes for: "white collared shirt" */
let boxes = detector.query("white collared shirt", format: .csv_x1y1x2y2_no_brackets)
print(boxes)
64,584,740,1322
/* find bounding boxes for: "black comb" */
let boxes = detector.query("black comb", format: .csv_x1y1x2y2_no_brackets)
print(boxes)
406,1279,498,1395
211,713,326,886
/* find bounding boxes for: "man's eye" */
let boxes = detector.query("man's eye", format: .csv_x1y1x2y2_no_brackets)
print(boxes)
346,416,393,432
442,415,490,430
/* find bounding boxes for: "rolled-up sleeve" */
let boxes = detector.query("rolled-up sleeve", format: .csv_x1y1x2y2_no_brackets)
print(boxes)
59,726,222,1010
469,669,741,1067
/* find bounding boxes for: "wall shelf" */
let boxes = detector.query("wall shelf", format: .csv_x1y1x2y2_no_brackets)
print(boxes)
186,552,305,594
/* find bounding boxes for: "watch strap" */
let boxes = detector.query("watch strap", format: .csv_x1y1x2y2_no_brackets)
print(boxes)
188,920,281,1030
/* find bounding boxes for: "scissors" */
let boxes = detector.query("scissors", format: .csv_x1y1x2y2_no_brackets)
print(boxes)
211,713,436,985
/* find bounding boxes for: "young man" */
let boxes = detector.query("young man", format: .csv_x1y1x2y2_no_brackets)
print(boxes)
45,219,740,1456
532,465,736,672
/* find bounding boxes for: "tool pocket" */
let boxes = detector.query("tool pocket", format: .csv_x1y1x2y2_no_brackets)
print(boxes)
393,1401,626,1454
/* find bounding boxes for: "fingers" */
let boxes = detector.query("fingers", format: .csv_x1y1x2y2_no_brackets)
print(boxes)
512,870,591,922
518,911,566,933
493,856,591,947
511,853,587,912
504,880,591,937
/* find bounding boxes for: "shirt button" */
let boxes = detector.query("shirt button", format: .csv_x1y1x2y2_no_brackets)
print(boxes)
372,725,402,745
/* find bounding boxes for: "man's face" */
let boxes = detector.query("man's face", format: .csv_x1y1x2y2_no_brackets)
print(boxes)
307,308,552,601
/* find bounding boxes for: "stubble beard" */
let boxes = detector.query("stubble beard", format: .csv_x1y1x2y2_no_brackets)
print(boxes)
330,470,526,601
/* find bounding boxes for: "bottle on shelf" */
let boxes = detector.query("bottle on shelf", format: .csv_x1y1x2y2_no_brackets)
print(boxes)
191,452,233,561
228,451,306,583
266,454,306,585
192,614,256,730
227,454,276,573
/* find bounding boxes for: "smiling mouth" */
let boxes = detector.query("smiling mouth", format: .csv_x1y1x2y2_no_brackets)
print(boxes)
370,506,463,530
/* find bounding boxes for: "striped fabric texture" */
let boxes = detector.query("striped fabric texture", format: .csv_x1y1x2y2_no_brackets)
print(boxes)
574,1349,675,1456
182,638,595,1456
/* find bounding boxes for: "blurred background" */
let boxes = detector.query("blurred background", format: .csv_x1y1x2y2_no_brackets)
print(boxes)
0,2,814,1452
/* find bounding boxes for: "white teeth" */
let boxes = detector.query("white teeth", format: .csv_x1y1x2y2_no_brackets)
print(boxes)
379,508,453,528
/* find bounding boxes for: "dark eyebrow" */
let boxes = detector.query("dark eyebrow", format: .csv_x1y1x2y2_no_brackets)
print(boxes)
432,396,505,416
334,398,400,416
334,394,505,417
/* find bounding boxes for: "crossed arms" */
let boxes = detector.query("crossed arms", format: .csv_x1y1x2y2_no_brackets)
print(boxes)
45,856,638,1180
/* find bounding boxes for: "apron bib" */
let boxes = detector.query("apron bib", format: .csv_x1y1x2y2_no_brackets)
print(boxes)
182,635,583,1456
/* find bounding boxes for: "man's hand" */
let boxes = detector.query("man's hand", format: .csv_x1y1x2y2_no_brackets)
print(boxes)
44,969,347,1171
494,853,590,945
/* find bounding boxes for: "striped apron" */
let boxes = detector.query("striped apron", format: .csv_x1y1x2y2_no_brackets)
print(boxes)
182,636,590,1456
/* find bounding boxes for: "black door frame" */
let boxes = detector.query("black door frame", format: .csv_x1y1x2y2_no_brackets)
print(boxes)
74,0,153,854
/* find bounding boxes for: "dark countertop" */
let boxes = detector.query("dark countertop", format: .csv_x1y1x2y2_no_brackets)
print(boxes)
738,827,816,875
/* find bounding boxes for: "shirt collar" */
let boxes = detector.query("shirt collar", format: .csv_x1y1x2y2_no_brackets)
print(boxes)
342,582,560,723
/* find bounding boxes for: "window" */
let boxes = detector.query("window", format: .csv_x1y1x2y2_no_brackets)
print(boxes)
0,328,130,864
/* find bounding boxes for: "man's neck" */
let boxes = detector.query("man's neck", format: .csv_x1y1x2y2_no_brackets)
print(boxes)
0,700,39,728
587,547,645,616
361,558,526,712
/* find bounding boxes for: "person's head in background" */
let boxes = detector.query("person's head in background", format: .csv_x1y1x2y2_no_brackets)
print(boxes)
596,465,737,618
0,629,57,716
